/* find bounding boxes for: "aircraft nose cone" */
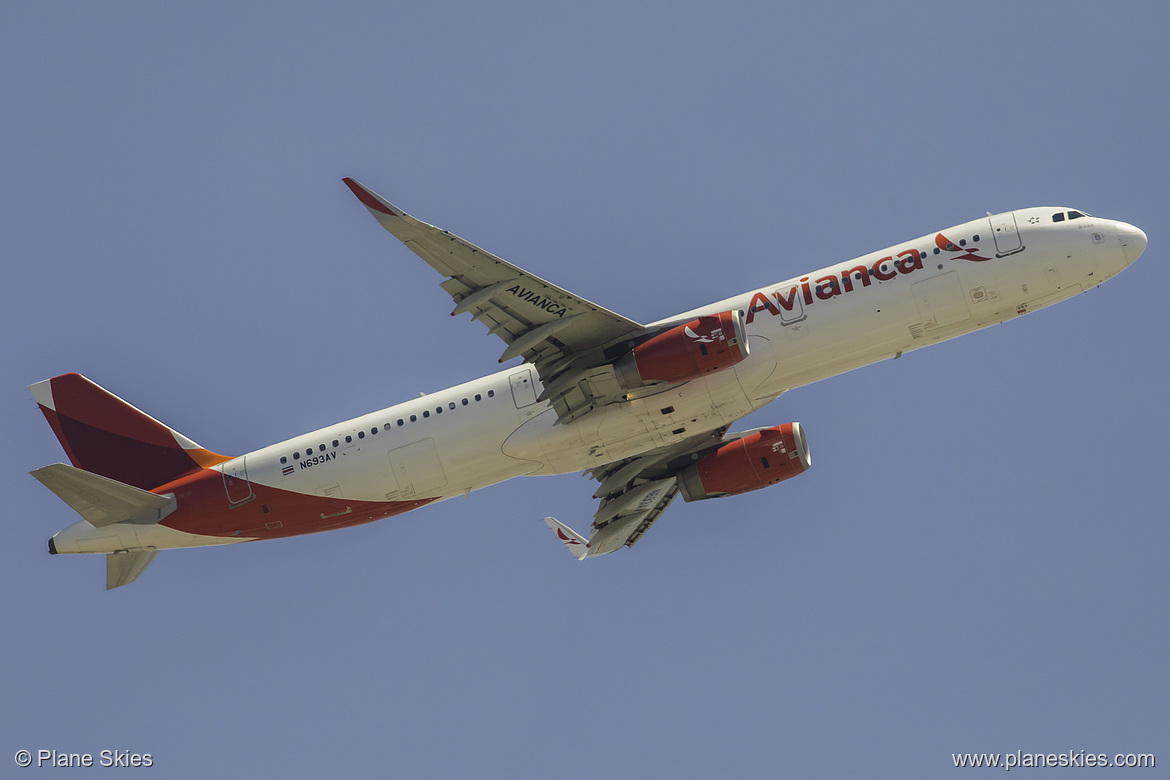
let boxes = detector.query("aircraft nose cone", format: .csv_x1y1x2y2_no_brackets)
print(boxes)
1117,222,1147,264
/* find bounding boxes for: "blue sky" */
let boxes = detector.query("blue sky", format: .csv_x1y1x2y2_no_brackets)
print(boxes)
2,2,1165,777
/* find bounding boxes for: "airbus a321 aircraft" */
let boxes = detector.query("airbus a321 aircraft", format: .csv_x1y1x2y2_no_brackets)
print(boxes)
31,179,1147,588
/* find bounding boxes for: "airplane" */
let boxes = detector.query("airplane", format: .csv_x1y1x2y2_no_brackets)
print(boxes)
30,178,1147,588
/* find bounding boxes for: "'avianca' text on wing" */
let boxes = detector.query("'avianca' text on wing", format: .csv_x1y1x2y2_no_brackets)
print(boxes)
29,185,1147,588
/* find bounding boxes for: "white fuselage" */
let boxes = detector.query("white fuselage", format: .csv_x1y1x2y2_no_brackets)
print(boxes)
51,207,1140,554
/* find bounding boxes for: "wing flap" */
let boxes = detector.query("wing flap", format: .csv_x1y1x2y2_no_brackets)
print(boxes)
587,477,679,555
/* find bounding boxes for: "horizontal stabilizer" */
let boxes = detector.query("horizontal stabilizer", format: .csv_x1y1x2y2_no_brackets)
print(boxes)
544,517,590,560
107,550,159,590
31,463,176,527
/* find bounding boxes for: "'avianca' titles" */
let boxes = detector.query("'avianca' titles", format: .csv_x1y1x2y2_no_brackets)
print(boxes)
29,183,1147,588
746,231,992,324
506,285,571,318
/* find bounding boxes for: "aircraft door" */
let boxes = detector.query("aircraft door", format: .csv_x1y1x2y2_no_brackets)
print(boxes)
510,368,538,408
222,457,254,505
989,213,1024,257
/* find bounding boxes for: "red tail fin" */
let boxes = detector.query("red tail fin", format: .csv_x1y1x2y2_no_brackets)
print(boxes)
31,373,230,490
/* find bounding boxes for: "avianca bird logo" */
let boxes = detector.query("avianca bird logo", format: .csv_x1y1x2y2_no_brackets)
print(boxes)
936,232,991,262
557,528,583,545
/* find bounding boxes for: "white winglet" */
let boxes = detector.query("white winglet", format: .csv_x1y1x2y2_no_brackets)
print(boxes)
543,517,590,560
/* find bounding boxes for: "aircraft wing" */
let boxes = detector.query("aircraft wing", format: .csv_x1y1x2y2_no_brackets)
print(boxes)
544,427,757,558
344,179,645,407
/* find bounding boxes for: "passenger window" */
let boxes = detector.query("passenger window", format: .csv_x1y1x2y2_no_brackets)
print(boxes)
461,399,468,406
294,452,300,460
384,423,391,431
488,390,495,398
423,411,430,418
280,456,287,464
332,440,339,447
345,435,352,443
410,415,417,422
319,444,326,452
397,419,404,426
370,427,377,435
358,431,365,439
436,407,442,414
449,402,456,410
475,394,482,401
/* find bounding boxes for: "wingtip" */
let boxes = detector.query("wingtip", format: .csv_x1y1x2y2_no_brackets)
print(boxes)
342,177,397,216
544,517,590,560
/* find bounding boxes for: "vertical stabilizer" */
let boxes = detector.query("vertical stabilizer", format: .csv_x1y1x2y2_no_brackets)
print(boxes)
31,374,230,490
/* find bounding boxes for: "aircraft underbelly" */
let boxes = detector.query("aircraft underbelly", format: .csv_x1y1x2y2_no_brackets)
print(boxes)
501,370,756,475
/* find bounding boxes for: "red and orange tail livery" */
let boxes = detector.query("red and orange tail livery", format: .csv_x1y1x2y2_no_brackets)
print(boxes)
31,373,231,492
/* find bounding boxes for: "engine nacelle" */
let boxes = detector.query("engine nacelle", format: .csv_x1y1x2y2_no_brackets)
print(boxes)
678,424,811,502
616,310,748,390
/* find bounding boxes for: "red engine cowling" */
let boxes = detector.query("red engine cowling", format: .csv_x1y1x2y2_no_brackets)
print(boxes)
678,424,811,501
616,310,749,389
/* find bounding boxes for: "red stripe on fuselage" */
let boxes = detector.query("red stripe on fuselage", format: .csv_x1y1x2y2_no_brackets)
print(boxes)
153,468,436,541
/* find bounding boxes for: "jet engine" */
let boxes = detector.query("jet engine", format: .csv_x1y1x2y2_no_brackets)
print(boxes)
615,310,748,390
678,423,810,501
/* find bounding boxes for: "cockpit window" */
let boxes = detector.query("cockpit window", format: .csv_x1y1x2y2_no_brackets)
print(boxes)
1052,212,1065,222
1068,210,1085,219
